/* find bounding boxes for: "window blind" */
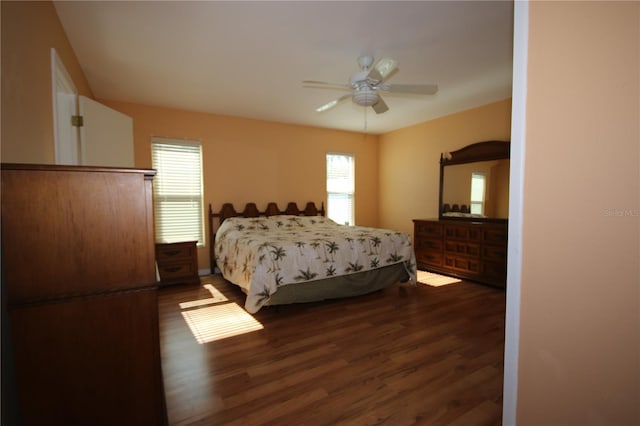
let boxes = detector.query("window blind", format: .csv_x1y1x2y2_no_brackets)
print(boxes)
151,138,204,245
326,153,354,225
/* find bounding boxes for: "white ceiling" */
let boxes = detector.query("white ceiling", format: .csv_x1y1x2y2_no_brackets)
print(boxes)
54,1,514,134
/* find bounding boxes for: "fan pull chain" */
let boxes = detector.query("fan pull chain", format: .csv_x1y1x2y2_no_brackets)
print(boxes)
363,106,368,132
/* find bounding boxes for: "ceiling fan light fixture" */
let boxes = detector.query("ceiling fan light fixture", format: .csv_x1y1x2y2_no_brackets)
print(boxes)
353,87,379,107
374,58,399,80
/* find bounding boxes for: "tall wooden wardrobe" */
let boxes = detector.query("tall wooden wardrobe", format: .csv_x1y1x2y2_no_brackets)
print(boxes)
1,164,167,425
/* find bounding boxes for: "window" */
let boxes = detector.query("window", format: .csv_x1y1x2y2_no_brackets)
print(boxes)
326,153,354,225
470,172,486,215
151,137,204,245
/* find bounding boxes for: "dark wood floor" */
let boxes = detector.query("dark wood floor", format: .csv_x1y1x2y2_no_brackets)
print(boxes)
158,274,506,425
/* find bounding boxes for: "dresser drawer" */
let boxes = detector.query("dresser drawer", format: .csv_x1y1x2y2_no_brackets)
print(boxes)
444,255,481,274
482,260,507,287
444,240,481,257
415,249,443,267
444,224,482,241
482,244,508,262
415,237,443,251
483,228,508,243
414,220,443,237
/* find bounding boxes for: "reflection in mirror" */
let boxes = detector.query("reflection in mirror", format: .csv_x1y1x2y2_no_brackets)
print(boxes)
439,140,510,222
442,159,510,219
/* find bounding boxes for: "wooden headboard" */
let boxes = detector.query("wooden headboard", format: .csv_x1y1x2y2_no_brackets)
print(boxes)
208,201,325,273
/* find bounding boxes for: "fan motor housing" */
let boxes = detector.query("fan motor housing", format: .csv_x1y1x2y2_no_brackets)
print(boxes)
353,86,379,106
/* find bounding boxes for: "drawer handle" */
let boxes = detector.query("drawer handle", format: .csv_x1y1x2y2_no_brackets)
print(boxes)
165,266,182,273
164,250,180,257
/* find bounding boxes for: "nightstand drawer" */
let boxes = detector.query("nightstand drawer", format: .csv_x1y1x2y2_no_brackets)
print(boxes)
157,261,198,280
155,241,199,286
156,243,196,262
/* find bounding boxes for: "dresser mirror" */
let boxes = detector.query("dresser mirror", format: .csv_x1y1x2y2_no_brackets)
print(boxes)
439,140,510,222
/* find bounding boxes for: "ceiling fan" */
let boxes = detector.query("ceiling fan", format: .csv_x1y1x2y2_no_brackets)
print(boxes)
303,55,438,114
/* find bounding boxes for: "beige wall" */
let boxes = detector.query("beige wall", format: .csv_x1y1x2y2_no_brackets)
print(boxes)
378,99,512,235
100,100,380,272
516,1,639,424
1,0,93,163
490,159,510,218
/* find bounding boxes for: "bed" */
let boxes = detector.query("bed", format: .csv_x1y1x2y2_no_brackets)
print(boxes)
209,202,416,313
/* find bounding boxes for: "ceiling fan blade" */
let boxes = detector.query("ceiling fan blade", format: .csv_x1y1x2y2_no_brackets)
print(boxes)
303,80,332,85
315,94,351,112
379,83,438,95
371,97,389,114
302,80,350,91
368,57,399,83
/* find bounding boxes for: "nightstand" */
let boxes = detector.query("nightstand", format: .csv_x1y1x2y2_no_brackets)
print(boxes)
155,241,200,286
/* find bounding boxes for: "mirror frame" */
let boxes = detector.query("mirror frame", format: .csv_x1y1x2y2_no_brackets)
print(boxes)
438,140,511,222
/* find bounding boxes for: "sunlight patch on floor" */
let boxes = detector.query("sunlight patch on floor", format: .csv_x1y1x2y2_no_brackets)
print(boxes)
203,283,228,300
179,284,229,309
417,270,461,287
182,303,264,344
180,283,263,344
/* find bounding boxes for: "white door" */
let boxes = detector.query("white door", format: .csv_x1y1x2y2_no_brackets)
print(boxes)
52,48,134,168
79,95,134,167
52,48,79,165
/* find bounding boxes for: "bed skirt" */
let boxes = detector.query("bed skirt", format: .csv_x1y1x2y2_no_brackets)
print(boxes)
261,263,409,306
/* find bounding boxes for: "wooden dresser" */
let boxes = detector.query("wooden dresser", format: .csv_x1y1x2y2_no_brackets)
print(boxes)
156,240,200,286
413,219,508,288
1,164,167,425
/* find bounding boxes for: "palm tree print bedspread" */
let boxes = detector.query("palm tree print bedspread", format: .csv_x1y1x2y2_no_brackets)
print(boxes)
215,215,417,313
